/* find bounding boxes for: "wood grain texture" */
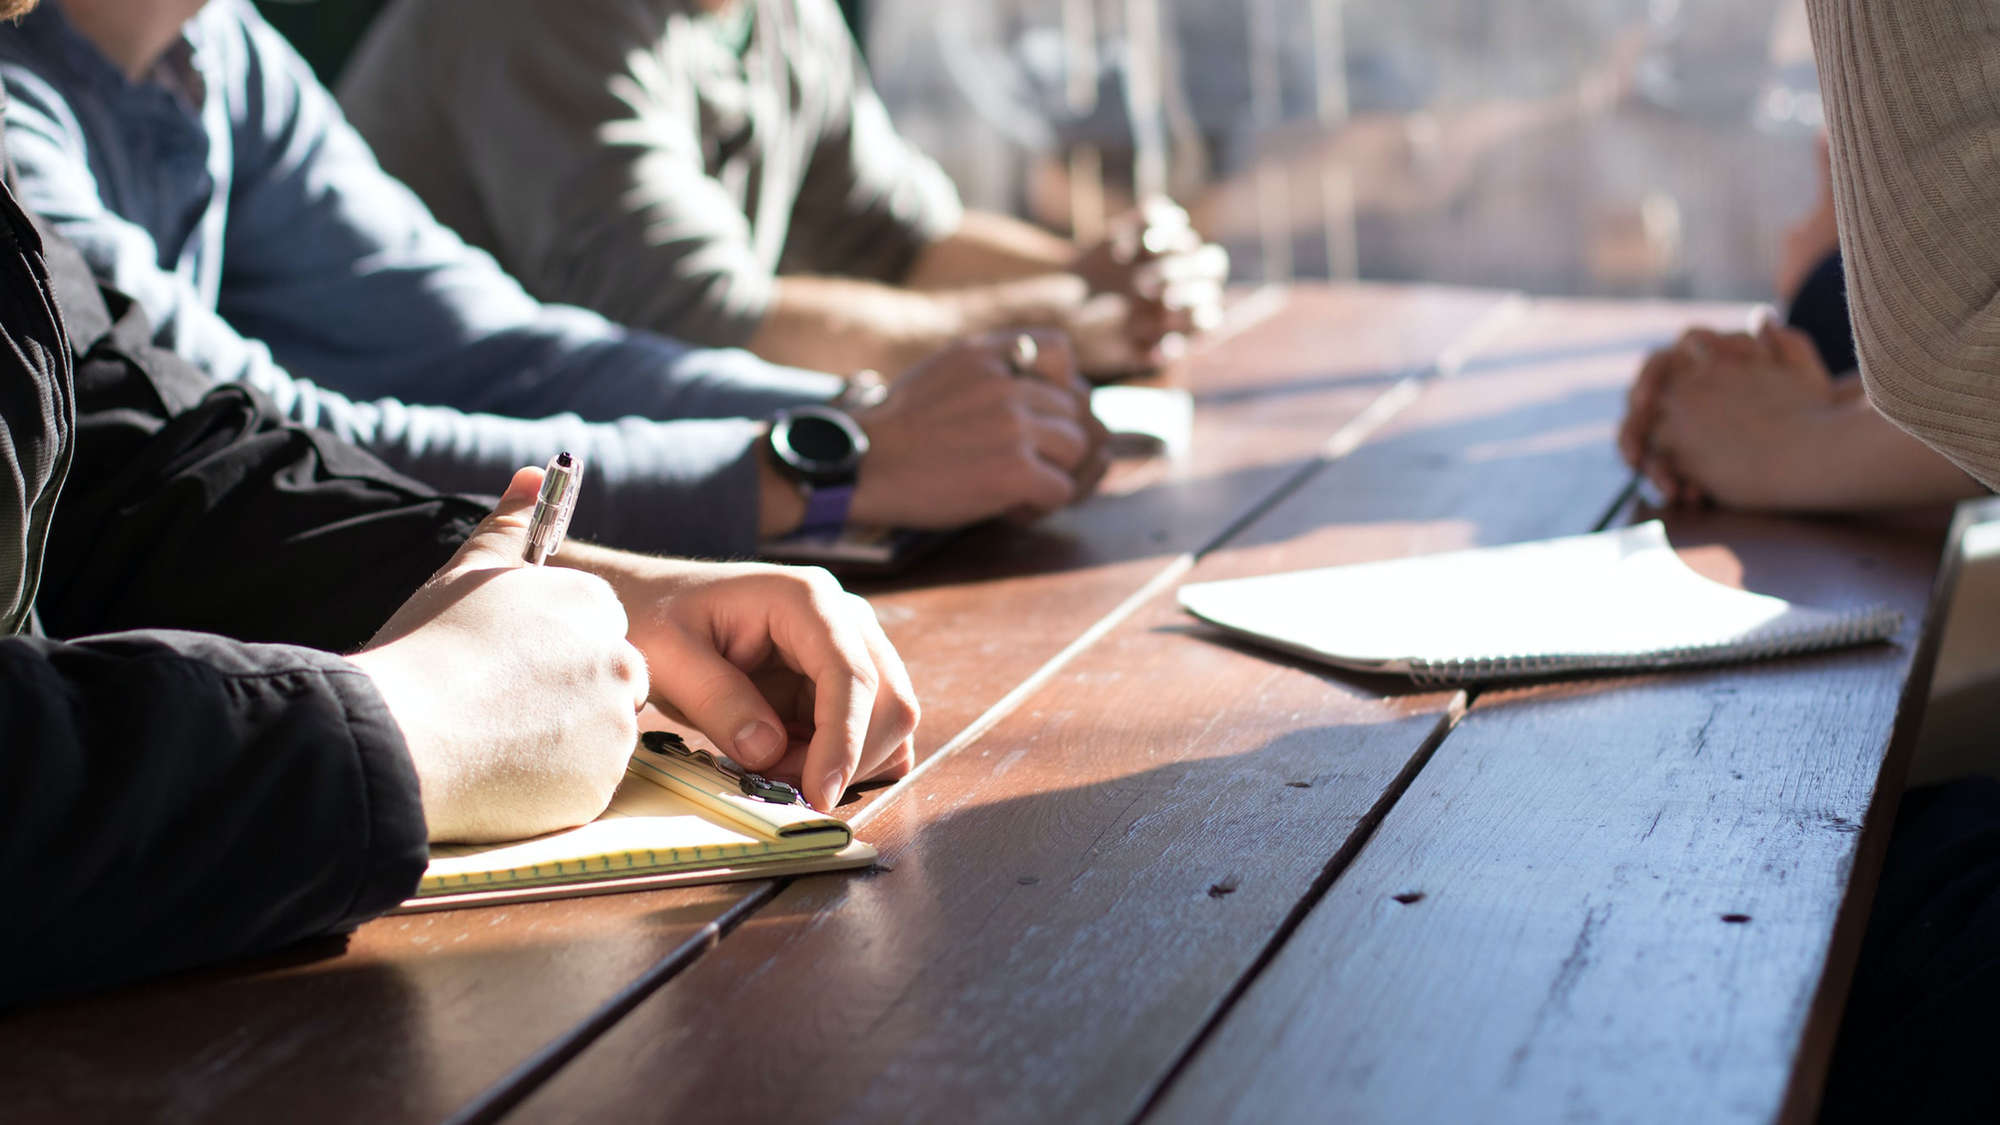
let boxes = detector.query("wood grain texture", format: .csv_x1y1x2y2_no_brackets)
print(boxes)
0,285,1507,1125
853,284,1517,770
500,298,1743,1125
1148,509,1949,1125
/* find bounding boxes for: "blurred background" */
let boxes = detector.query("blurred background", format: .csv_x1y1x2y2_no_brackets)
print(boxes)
262,0,1823,302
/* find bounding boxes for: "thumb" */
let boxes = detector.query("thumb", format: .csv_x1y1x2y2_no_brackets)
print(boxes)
451,466,546,571
644,625,793,772
1766,323,1833,387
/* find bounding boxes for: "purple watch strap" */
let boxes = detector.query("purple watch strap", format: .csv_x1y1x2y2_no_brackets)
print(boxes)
799,483,856,536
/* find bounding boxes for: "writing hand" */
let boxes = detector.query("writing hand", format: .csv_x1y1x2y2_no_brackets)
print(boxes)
350,467,649,842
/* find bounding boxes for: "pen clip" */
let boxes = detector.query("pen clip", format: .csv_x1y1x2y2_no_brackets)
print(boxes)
639,730,808,807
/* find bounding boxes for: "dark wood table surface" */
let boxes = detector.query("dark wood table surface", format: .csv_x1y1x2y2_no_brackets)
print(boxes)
0,285,1957,1125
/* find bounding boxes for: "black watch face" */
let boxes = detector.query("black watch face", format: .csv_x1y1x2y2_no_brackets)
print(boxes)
772,407,867,484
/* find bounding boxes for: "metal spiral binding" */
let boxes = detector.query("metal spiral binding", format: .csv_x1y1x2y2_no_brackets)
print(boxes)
1403,603,1904,687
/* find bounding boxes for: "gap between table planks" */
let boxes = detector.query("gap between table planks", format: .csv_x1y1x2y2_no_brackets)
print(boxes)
0,284,1508,1125
495,298,1758,1124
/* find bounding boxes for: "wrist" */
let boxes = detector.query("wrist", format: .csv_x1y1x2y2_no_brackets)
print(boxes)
1767,403,1859,507
348,646,460,840
757,431,808,539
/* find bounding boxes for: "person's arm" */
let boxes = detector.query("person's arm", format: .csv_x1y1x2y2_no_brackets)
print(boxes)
745,269,1086,377
0,630,429,1008
901,210,1093,288
1790,397,1989,508
1,65,844,559
1621,322,1987,512
339,0,982,373
216,8,833,424
18,199,815,573
1804,0,2000,488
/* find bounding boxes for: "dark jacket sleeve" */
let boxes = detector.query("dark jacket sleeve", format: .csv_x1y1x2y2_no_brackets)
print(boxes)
29,214,488,654
0,629,429,1008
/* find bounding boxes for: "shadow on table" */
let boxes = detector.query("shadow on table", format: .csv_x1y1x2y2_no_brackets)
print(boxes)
1190,331,1672,409
857,378,1635,597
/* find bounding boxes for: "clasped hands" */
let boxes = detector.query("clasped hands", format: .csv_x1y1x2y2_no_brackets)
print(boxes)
1067,199,1230,376
1617,316,1848,510
352,468,920,842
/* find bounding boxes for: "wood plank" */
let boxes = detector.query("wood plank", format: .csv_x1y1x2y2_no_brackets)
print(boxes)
500,297,1750,1124
857,284,1516,765
1147,507,1951,1125
0,284,1507,1125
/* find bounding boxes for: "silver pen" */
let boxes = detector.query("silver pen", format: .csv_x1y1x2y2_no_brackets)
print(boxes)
523,451,583,565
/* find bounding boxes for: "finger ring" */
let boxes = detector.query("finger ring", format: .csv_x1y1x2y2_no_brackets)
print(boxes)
1007,334,1038,375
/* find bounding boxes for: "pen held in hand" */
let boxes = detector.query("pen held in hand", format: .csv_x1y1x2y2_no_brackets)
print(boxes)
524,450,582,565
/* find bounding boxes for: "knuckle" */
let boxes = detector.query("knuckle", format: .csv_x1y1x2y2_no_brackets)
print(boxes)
843,590,880,622
1002,404,1036,444
798,566,845,603
888,689,920,739
607,642,649,690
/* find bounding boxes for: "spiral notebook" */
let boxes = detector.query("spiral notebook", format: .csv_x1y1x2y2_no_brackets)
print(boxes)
396,735,876,913
1177,521,1903,685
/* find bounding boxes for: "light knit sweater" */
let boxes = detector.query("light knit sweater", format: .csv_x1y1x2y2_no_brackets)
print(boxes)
1806,0,2000,489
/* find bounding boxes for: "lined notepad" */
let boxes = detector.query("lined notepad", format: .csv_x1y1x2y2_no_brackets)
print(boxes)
1178,521,1903,684
408,741,874,909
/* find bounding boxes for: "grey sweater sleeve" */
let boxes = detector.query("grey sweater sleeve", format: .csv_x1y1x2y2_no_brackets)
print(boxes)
351,399,787,559
340,0,960,348
0,21,841,559
342,0,781,349
1805,0,2000,487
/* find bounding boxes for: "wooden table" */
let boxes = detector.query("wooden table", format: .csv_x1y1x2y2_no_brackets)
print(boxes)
0,285,1956,1125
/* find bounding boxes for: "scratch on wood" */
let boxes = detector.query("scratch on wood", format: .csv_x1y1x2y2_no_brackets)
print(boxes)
1689,701,1721,759
1641,810,1663,842
1506,902,1612,1086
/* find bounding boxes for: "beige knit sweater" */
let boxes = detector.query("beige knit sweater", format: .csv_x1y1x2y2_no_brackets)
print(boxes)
1807,0,2000,489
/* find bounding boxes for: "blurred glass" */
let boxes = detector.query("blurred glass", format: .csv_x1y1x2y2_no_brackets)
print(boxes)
867,0,1824,301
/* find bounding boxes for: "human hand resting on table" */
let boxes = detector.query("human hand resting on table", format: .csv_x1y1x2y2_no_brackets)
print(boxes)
1068,199,1230,377
350,467,650,843
1618,320,1846,510
841,329,1110,530
563,551,923,813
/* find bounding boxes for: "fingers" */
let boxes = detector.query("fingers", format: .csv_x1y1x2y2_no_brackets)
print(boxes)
1621,346,1675,468
1748,309,1786,364
848,594,921,785
1767,322,1835,390
1135,245,1231,297
998,332,1110,494
789,589,887,812
639,623,793,771
1008,452,1084,516
450,466,546,571
1007,328,1088,395
1130,282,1225,338
1019,405,1092,474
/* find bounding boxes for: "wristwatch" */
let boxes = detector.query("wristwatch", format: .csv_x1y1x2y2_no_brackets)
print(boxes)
766,404,870,535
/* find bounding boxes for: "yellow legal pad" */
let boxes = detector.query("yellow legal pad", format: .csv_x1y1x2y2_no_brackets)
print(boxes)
396,739,876,913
